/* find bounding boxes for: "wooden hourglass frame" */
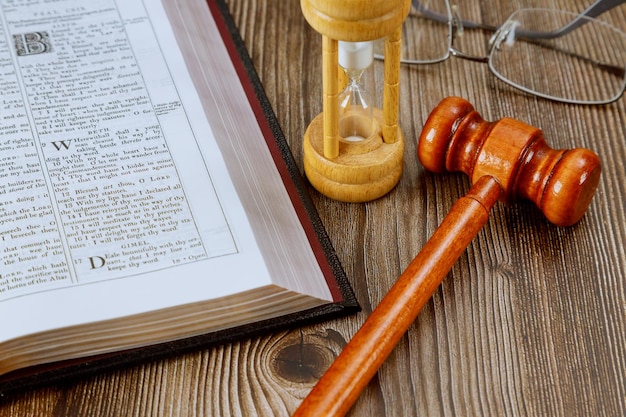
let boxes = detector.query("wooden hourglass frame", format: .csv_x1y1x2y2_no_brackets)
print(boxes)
301,0,411,202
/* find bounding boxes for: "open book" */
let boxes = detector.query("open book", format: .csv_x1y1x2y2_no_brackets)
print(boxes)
0,0,358,395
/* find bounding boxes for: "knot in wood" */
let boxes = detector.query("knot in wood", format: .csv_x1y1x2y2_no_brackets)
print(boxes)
271,329,346,385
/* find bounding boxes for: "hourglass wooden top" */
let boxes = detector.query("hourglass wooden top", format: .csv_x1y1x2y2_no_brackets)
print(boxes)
418,97,602,226
300,0,411,41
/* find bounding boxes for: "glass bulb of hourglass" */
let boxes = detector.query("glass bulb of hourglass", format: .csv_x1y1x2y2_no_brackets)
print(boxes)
338,41,375,142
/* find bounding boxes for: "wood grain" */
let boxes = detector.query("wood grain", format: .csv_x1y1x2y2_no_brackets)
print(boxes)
1,0,625,416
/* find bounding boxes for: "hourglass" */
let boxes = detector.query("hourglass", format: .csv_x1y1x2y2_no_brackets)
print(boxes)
301,0,411,202
338,41,375,142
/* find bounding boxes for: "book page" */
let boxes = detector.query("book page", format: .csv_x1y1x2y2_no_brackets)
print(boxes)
1,0,239,293
0,0,331,342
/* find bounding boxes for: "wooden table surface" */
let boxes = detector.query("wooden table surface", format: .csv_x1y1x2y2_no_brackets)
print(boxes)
2,0,625,416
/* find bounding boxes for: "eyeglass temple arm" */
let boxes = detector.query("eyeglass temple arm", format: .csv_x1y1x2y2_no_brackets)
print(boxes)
412,0,626,39
535,0,626,39
411,0,495,30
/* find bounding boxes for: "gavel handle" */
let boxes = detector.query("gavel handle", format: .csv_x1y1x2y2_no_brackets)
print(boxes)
293,175,503,417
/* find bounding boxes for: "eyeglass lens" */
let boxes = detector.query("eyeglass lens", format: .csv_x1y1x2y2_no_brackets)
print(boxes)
378,0,452,63
489,9,626,104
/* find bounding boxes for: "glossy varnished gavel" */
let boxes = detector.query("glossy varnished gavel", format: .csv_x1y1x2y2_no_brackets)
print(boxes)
293,97,601,417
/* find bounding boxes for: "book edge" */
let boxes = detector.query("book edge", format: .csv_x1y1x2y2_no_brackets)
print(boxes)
207,0,355,305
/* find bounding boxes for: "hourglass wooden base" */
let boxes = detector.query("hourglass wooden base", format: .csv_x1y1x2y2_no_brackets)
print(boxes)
303,108,404,203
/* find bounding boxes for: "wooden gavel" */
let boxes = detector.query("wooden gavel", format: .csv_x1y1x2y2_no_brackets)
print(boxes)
293,97,601,417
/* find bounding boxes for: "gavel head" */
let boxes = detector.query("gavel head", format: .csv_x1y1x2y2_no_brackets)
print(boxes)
418,97,601,227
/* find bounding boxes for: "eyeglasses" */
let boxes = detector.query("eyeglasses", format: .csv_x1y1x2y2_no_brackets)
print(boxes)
375,0,626,105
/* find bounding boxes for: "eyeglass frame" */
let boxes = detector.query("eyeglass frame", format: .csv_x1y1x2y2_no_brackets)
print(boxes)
382,0,626,104
413,0,626,40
